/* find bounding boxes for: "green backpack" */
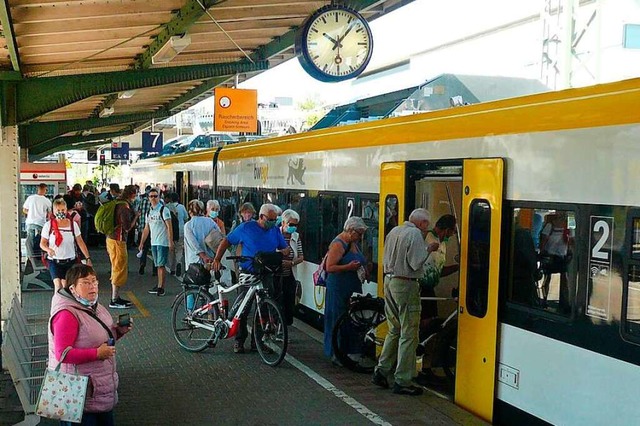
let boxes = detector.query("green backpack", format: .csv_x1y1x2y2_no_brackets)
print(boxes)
94,200,128,235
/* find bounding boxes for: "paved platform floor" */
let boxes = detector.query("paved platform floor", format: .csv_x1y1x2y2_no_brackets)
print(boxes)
8,248,487,426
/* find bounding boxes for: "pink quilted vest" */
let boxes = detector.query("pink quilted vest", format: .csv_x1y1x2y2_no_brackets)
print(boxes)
48,291,119,413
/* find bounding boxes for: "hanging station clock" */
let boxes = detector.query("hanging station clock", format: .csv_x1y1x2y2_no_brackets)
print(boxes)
295,5,374,83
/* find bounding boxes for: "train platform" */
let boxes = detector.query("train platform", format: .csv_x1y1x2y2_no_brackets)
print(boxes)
4,248,486,426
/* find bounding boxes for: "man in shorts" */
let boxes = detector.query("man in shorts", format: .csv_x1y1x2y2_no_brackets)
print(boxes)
23,183,52,264
138,188,173,296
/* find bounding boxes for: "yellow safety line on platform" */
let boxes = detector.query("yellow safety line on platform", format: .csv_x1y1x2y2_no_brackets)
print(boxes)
125,291,150,317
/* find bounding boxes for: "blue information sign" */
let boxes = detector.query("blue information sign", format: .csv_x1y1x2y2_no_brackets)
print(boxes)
142,131,164,153
111,142,129,160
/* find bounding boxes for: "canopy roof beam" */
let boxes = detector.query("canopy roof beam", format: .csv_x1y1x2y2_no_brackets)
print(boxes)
134,0,221,70
0,0,21,72
16,60,268,124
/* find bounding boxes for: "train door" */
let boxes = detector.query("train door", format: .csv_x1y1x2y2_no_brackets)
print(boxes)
175,171,190,204
377,162,406,294
456,158,504,422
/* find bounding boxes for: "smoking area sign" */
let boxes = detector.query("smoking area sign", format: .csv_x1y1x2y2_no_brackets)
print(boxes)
214,88,257,133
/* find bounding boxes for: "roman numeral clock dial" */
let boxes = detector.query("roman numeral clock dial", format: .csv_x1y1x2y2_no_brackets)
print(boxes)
296,5,373,82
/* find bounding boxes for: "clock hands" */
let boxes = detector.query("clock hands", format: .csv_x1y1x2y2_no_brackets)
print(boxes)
323,32,342,50
332,22,356,51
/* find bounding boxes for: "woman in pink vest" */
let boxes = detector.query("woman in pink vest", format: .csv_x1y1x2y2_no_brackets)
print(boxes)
48,264,133,425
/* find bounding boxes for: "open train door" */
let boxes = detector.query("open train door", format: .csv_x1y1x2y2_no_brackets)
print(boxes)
377,162,406,296
456,158,504,422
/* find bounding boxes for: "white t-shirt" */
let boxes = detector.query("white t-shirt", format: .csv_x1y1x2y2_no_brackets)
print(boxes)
541,223,570,256
41,220,81,260
23,194,51,226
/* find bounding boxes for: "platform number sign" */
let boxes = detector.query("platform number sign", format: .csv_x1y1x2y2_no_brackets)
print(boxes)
111,142,129,160
587,216,614,320
346,198,355,219
142,131,163,153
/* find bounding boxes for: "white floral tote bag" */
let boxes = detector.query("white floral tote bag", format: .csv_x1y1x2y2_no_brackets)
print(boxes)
36,346,89,423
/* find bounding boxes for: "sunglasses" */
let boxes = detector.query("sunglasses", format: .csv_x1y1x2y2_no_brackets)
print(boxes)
148,194,158,198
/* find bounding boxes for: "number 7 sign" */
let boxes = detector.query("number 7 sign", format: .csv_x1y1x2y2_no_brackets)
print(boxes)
142,131,163,153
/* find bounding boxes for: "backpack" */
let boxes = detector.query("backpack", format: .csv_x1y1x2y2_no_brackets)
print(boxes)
94,200,127,235
160,205,180,241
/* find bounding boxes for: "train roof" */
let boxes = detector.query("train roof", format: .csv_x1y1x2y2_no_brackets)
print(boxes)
135,76,640,167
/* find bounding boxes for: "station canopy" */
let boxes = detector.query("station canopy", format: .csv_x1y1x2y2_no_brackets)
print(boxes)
0,0,410,159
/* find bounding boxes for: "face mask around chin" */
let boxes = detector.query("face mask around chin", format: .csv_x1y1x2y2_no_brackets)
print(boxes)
54,212,67,220
75,294,98,307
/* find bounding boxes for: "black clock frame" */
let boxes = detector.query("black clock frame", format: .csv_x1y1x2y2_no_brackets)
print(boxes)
295,4,374,83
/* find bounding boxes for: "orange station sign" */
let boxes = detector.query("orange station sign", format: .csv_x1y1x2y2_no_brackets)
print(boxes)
214,88,258,133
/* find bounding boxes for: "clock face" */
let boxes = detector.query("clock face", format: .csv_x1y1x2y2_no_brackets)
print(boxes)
296,6,373,83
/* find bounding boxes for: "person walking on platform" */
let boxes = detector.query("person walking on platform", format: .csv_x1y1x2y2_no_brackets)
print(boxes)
139,188,173,297
277,209,304,326
40,198,93,292
106,185,137,309
211,203,289,354
23,182,52,263
166,192,188,277
136,185,152,275
372,208,434,396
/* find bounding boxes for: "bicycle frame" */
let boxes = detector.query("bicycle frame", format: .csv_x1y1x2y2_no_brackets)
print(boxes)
185,279,263,340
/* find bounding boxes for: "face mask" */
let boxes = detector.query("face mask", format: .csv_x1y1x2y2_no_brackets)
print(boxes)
275,216,283,226
75,293,97,307
209,211,219,219
264,219,277,230
286,226,297,234
54,212,66,220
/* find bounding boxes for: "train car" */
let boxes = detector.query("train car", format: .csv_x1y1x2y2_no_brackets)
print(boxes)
132,77,640,425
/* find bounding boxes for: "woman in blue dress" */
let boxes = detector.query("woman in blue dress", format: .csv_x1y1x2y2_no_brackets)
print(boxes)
323,216,368,362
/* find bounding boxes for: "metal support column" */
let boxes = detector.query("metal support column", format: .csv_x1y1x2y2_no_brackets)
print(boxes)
0,125,21,319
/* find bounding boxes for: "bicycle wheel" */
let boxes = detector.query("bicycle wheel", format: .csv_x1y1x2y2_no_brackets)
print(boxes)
253,298,288,367
332,299,386,373
171,288,217,352
438,320,457,383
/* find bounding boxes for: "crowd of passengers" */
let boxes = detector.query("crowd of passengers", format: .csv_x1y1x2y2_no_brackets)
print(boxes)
21,181,460,424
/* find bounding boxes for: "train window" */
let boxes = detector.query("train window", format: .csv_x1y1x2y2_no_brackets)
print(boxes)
633,218,640,258
624,265,640,341
360,198,380,283
299,193,321,263
384,195,399,238
319,194,345,257
507,207,577,316
466,200,491,318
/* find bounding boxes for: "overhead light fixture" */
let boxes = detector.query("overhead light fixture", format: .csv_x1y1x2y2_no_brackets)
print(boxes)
152,34,191,64
98,107,114,118
118,90,136,99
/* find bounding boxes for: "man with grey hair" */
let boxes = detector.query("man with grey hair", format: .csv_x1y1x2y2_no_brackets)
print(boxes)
372,208,438,396
212,203,290,353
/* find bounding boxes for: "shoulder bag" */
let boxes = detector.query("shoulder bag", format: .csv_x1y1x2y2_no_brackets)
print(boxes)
36,346,89,423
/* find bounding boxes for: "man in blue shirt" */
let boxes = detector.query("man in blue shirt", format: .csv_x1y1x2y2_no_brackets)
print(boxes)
212,203,289,353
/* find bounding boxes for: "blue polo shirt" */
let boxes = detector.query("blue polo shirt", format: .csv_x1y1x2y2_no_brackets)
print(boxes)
226,221,287,272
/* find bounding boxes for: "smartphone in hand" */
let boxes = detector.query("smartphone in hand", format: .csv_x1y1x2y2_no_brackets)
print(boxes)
118,313,131,327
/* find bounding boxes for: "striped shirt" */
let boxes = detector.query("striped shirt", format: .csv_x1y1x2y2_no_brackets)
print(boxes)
137,196,151,230
279,232,304,277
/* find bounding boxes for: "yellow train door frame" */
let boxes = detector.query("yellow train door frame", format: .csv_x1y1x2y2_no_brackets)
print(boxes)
456,158,504,422
377,162,406,297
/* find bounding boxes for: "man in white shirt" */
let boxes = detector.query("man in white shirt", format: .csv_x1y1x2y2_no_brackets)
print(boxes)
23,183,52,260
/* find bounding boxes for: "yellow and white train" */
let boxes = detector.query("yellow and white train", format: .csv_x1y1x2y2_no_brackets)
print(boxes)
132,77,640,425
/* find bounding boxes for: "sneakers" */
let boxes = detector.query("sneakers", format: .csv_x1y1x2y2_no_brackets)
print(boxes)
392,383,423,396
233,342,245,354
109,297,132,309
372,370,389,389
148,286,166,296
176,263,182,277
